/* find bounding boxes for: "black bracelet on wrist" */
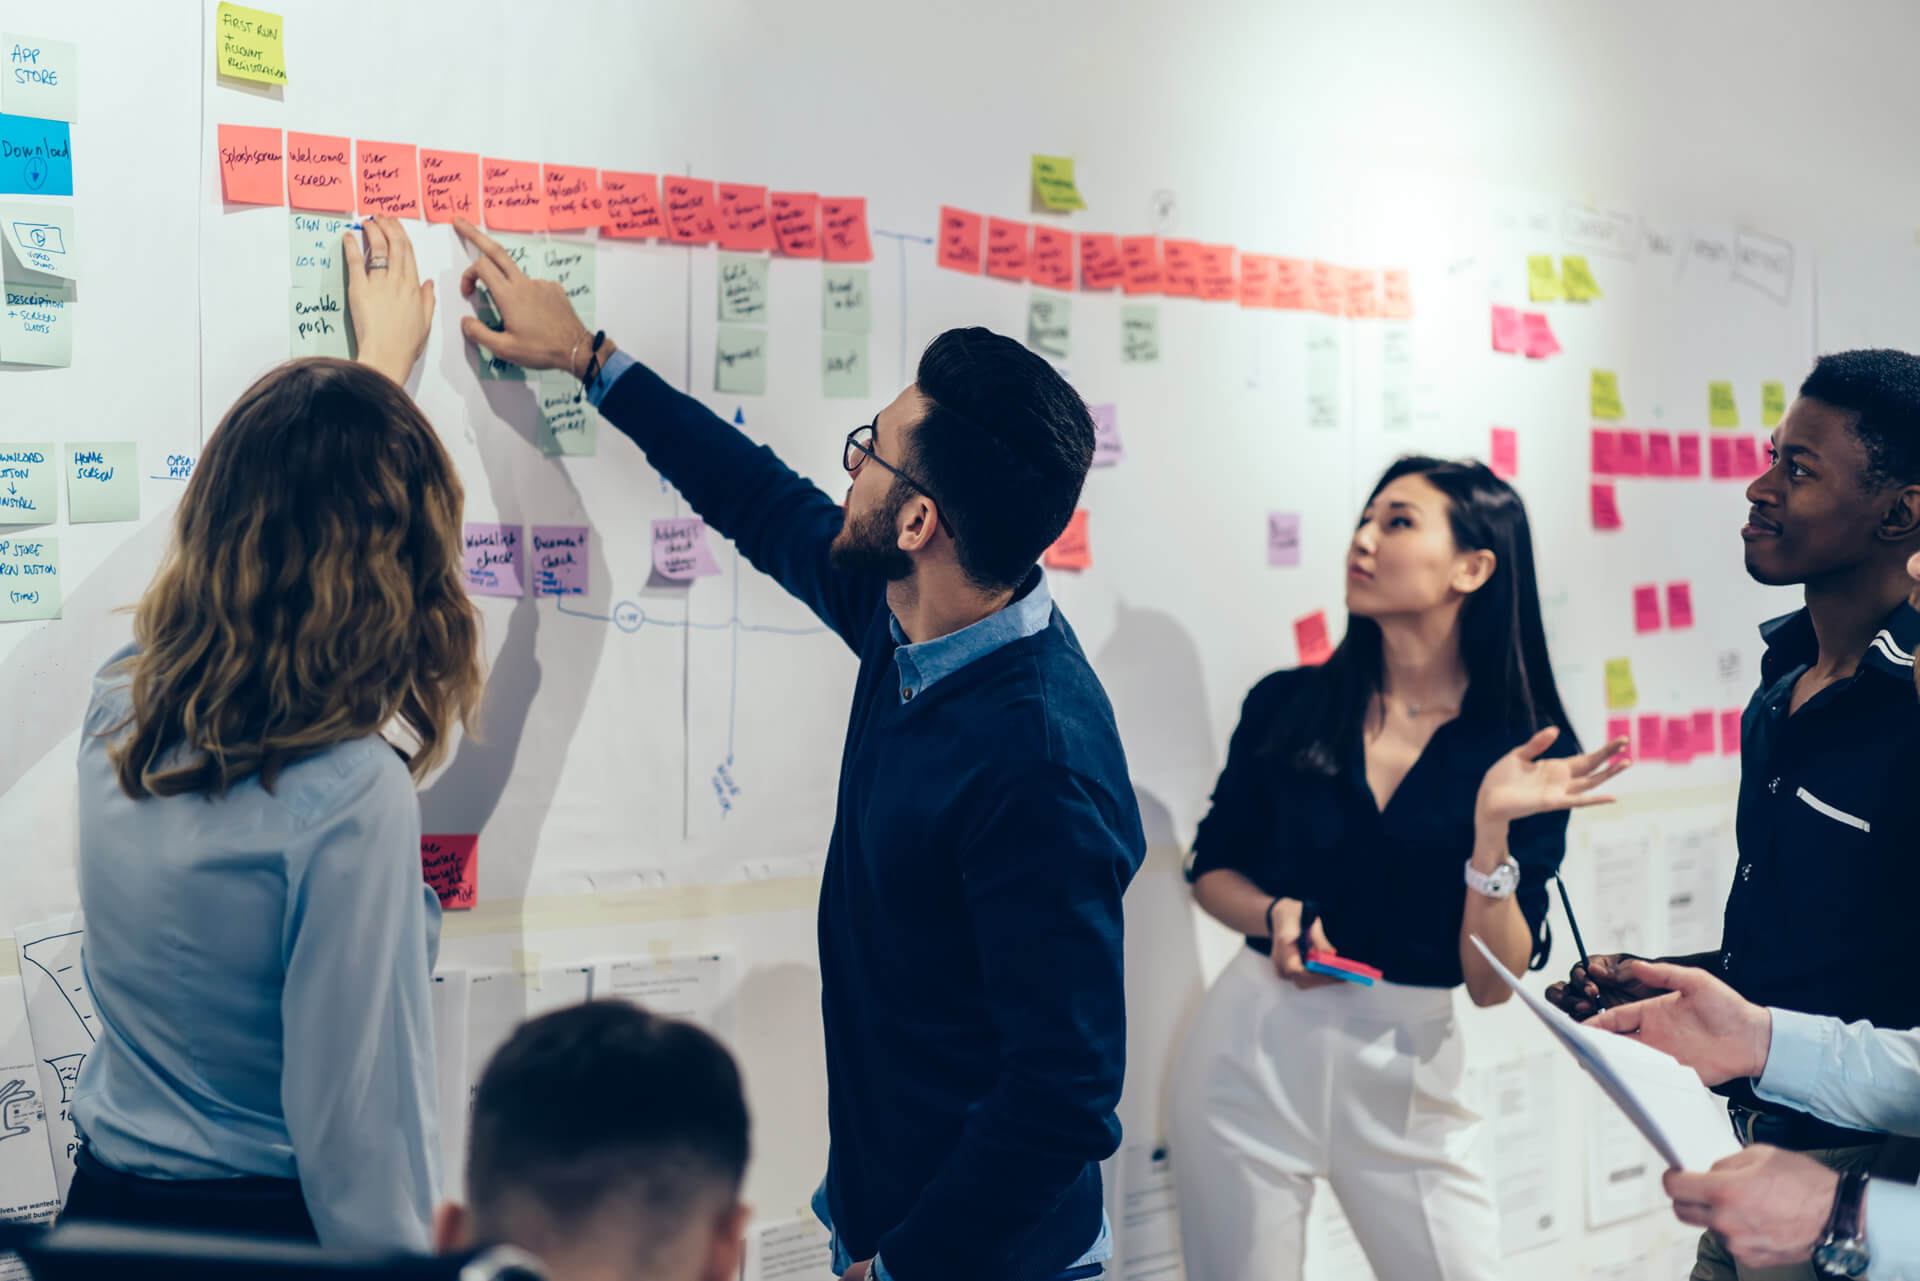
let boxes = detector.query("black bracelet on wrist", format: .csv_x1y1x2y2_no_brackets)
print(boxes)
1264,896,1282,939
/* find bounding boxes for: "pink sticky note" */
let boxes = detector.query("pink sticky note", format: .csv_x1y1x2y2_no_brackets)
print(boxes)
1031,226,1075,290
1647,431,1676,477
1160,240,1201,297
664,176,719,243
285,131,353,212
1119,236,1162,294
1720,708,1742,756
1090,404,1123,466
1691,710,1716,756
1667,582,1694,629
420,149,480,224
1272,258,1310,310
1310,261,1346,315
1522,311,1561,359
1710,435,1735,479
463,523,524,598
1080,233,1124,290
544,164,604,231
651,517,721,581
1591,482,1621,530
1491,305,1526,354
1606,716,1631,748
717,182,775,251
421,835,478,910
217,123,284,205
1489,427,1519,479
985,217,1031,281
937,206,984,273
821,197,872,261
530,525,589,596
1267,512,1301,567
600,171,665,239
1633,584,1662,633
481,157,546,231
1591,429,1619,475
1665,717,1695,765
769,191,820,257
1043,509,1092,571
1238,254,1275,308
1199,245,1239,302
1382,268,1413,319
357,140,421,218
1733,436,1761,478
1637,714,1666,761
1677,433,1703,477
1294,610,1333,666
1616,431,1647,476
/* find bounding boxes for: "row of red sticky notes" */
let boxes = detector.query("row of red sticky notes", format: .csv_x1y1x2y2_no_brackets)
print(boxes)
1632,582,1695,633
1606,711,1741,763
1490,306,1560,359
217,124,872,259
1592,429,1767,480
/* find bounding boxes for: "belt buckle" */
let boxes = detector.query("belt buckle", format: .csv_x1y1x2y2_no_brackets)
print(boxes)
1728,1104,1757,1146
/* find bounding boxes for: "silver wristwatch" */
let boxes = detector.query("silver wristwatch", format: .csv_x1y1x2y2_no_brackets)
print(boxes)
1464,856,1521,899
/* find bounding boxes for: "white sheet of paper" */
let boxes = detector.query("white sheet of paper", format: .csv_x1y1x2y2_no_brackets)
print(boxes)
13,915,94,1200
464,965,592,1106
1380,322,1414,431
0,974,61,1259
1305,317,1343,430
0,202,75,280
590,952,737,1041
1486,1053,1563,1255
741,1216,834,1281
430,970,470,1199
1664,822,1731,956
1118,1141,1182,1281
1589,825,1654,957
1585,1102,1664,1228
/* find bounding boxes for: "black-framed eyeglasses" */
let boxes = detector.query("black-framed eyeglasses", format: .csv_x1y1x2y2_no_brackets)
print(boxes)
843,420,952,535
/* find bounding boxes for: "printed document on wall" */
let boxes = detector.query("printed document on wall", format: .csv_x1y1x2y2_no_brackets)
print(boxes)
12,915,93,1201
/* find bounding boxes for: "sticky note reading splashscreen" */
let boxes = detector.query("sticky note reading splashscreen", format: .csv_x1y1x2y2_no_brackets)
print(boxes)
715,325,768,395
216,123,281,205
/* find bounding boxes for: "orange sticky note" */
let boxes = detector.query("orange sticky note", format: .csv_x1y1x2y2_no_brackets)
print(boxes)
1382,269,1413,319
1119,236,1161,293
1198,244,1237,302
1160,239,1201,297
770,191,820,257
937,206,983,273
717,182,775,251
1310,261,1345,315
1031,226,1074,290
1294,611,1333,666
285,131,352,212
1667,582,1694,629
1591,482,1621,530
986,218,1030,281
1080,233,1123,290
1489,426,1518,479
544,164,603,231
481,157,545,231
357,140,420,218
420,149,480,223
600,170,665,239
421,834,478,910
821,197,872,261
217,123,283,205
1344,268,1380,318
1272,258,1310,310
1238,254,1275,307
1043,508,1092,571
663,176,718,243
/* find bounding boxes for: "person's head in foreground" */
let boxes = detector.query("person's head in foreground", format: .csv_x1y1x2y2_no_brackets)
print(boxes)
436,1001,752,1281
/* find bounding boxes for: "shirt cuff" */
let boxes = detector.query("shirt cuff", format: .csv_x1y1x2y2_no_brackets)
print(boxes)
870,1256,892,1281
1867,1179,1920,1276
1753,1006,1833,1111
585,347,637,408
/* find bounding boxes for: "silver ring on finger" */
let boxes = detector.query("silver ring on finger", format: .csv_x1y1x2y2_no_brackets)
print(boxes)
367,256,390,271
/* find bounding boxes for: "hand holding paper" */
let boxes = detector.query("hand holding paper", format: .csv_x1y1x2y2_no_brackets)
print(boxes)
1586,960,1772,1086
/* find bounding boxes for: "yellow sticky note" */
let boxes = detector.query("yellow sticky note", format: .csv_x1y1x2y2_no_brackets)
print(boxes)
1709,380,1741,428
216,3,287,85
1761,380,1787,427
1604,658,1638,710
1527,254,1562,302
1561,255,1602,301
1590,369,1625,421
1030,155,1087,212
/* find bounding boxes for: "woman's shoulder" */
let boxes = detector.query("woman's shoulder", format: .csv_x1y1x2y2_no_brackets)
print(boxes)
83,643,140,735
274,733,413,824
1239,666,1322,719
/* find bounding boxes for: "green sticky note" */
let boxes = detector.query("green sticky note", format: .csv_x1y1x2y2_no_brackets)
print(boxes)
1306,317,1342,430
823,332,869,399
1590,369,1625,421
1120,304,1159,363
216,2,287,85
533,240,596,327
537,372,596,456
1709,380,1740,428
717,252,768,324
65,443,139,523
1030,154,1087,212
1761,380,1786,427
0,442,56,523
716,325,767,395
1,280,73,366
0,533,59,621
1527,254,1562,302
822,266,871,333
1561,255,1602,301
289,285,352,358
470,280,523,381
1027,291,1071,361
289,212,352,291
1604,657,1637,710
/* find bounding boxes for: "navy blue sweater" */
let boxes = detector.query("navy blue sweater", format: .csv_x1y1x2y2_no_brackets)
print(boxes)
598,361,1146,1281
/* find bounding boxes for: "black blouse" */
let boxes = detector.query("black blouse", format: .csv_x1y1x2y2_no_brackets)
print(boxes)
1188,668,1573,988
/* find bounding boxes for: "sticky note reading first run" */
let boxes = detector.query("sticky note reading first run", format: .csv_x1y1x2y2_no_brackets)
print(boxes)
216,3,287,85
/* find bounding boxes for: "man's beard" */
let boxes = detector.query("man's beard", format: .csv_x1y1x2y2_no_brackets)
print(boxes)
829,481,915,580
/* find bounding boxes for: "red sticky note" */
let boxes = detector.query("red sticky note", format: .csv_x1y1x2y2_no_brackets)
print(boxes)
1031,226,1074,290
1591,482,1621,530
1591,428,1619,475
481,157,546,231
1238,253,1275,307
663,176,718,243
1382,268,1413,319
1119,236,1162,293
1294,611,1333,666
1311,261,1347,315
1344,268,1380,318
985,217,1031,281
1489,426,1518,479
1043,508,1091,571
1665,717,1695,765
1272,258,1310,310
1720,709,1742,756
937,206,984,273
420,149,480,224
1491,305,1526,354
1199,244,1238,302
1710,435,1735,479
1732,436,1761,478
285,131,352,212
1616,431,1647,476
769,191,820,256
1606,716,1631,747
820,197,873,261
217,123,284,205
1161,240,1201,297
600,170,665,239
1691,710,1716,756
1677,433,1703,477
717,182,775,251
1080,233,1123,290
1636,714,1666,761
1647,431,1676,477
543,164,603,231
357,140,420,218
421,834,478,910
1666,582,1694,629
1522,311,1560,359
1633,584,1662,633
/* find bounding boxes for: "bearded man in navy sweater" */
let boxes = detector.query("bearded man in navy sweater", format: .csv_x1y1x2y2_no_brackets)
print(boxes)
453,220,1146,1281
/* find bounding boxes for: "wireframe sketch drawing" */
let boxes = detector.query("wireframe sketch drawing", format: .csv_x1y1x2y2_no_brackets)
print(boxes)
0,1076,43,1141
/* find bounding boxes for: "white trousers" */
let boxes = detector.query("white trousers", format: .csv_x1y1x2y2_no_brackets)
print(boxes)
1167,948,1500,1281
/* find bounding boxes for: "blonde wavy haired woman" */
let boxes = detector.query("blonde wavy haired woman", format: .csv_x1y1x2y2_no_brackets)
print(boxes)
60,218,481,1250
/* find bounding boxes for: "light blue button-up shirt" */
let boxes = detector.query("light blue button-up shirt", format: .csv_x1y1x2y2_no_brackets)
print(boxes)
70,646,442,1250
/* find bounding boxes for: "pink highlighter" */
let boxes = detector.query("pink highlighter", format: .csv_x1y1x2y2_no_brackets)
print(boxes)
1304,950,1384,986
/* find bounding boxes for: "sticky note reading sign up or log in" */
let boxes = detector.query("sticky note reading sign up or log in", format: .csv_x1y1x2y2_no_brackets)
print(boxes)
420,835,478,910
651,517,721,581
215,3,287,85
1030,155,1086,211
64,443,138,523
0,534,59,621
3,35,78,123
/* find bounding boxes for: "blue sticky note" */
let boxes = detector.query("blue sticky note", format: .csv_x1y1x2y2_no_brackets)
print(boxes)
0,113,71,196
1303,960,1373,985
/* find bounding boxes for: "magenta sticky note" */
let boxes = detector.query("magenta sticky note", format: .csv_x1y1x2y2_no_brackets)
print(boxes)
1677,433,1702,477
1267,512,1301,567
1633,583,1662,633
1590,482,1621,530
1733,435,1763,477
1606,716,1631,747
1691,709,1716,756
463,523,524,597
1647,431,1675,477
531,524,589,596
1591,428,1618,475
1521,311,1560,359
1090,403,1123,466
1616,430,1646,476
1491,305,1525,354
1489,427,1518,479
1720,708,1742,756
1710,435,1735,479
1667,581,1695,629
651,517,721,581
1636,713,1666,761
1665,716,1695,764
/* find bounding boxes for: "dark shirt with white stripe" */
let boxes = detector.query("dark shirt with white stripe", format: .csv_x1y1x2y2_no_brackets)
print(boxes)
1720,600,1920,1116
